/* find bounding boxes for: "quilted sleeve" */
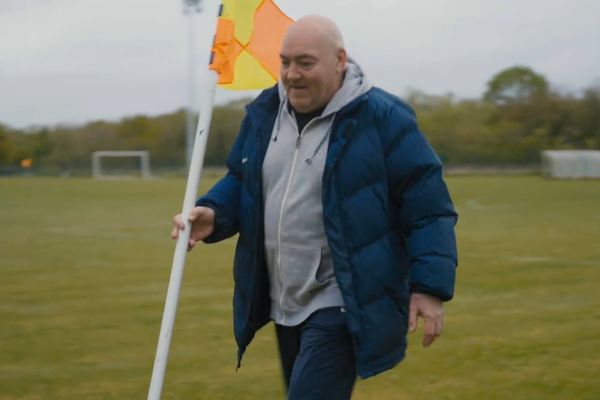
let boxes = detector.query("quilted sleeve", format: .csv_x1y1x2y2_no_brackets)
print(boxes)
382,100,458,301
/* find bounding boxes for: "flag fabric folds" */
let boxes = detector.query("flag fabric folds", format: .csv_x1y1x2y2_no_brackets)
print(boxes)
209,0,293,90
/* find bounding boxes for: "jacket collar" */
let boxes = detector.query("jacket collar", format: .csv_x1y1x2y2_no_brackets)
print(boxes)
245,85,280,124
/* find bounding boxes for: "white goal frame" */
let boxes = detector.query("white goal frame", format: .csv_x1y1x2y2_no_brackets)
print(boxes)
541,150,600,179
92,150,151,179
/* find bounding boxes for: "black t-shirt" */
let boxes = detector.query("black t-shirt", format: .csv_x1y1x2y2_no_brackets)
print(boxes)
291,105,326,134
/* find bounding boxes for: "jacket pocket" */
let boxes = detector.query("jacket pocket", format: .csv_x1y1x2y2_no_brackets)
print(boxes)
276,243,336,311
315,245,335,284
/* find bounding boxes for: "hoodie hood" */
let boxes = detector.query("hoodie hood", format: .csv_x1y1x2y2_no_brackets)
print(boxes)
272,58,373,141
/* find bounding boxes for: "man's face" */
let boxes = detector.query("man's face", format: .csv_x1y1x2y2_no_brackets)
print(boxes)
279,30,346,113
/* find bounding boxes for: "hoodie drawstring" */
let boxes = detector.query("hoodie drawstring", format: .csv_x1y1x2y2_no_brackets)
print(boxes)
305,113,336,166
272,99,287,142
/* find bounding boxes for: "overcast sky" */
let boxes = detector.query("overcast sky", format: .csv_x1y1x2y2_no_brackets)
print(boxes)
1,0,599,128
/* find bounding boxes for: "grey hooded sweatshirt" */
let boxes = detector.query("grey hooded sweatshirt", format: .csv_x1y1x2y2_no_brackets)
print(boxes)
262,60,373,326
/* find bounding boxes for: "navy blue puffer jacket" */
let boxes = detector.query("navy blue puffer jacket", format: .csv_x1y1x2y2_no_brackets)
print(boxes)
197,85,458,378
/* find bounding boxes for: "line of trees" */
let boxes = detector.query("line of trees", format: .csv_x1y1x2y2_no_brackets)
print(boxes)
415,66,600,164
1,66,599,175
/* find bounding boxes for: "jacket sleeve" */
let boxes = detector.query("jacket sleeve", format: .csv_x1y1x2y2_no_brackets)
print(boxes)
382,100,458,301
195,117,249,243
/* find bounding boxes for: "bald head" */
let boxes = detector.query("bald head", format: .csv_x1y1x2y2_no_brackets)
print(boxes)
279,15,348,113
284,15,345,54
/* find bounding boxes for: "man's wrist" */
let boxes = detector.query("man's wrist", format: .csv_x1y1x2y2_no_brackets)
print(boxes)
410,287,444,302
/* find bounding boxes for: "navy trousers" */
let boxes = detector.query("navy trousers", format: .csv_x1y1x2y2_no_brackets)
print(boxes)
275,307,357,400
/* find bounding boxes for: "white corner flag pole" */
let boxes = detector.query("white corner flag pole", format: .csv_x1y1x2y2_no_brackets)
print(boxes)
147,69,218,400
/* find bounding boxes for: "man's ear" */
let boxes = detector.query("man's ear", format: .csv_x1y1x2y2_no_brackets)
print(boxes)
336,48,347,73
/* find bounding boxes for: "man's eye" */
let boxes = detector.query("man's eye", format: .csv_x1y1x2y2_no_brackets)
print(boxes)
281,60,290,68
299,61,314,69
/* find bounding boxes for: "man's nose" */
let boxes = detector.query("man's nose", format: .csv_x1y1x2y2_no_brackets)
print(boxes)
286,64,301,81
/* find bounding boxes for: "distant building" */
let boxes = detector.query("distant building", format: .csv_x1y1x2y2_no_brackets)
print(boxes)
541,150,600,179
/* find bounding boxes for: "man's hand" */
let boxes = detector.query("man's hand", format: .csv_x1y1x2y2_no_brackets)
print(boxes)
171,206,215,251
409,292,444,347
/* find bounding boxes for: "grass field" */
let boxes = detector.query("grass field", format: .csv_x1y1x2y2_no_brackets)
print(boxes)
1,175,599,399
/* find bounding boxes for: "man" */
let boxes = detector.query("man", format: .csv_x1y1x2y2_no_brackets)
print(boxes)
172,15,457,400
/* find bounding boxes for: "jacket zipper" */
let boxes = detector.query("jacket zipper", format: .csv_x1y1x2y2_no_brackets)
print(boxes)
276,133,302,325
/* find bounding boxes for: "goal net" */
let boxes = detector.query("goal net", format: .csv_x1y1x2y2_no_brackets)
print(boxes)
92,151,151,179
541,150,600,179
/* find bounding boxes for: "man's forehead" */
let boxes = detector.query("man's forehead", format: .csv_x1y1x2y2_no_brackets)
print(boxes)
280,31,327,58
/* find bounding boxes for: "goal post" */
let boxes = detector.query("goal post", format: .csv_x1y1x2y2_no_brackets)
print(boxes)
92,150,151,179
541,150,600,179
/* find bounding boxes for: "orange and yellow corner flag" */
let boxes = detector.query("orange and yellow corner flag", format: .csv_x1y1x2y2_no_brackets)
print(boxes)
209,0,293,90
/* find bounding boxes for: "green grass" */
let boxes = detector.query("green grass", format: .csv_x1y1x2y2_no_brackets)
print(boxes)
1,175,599,399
